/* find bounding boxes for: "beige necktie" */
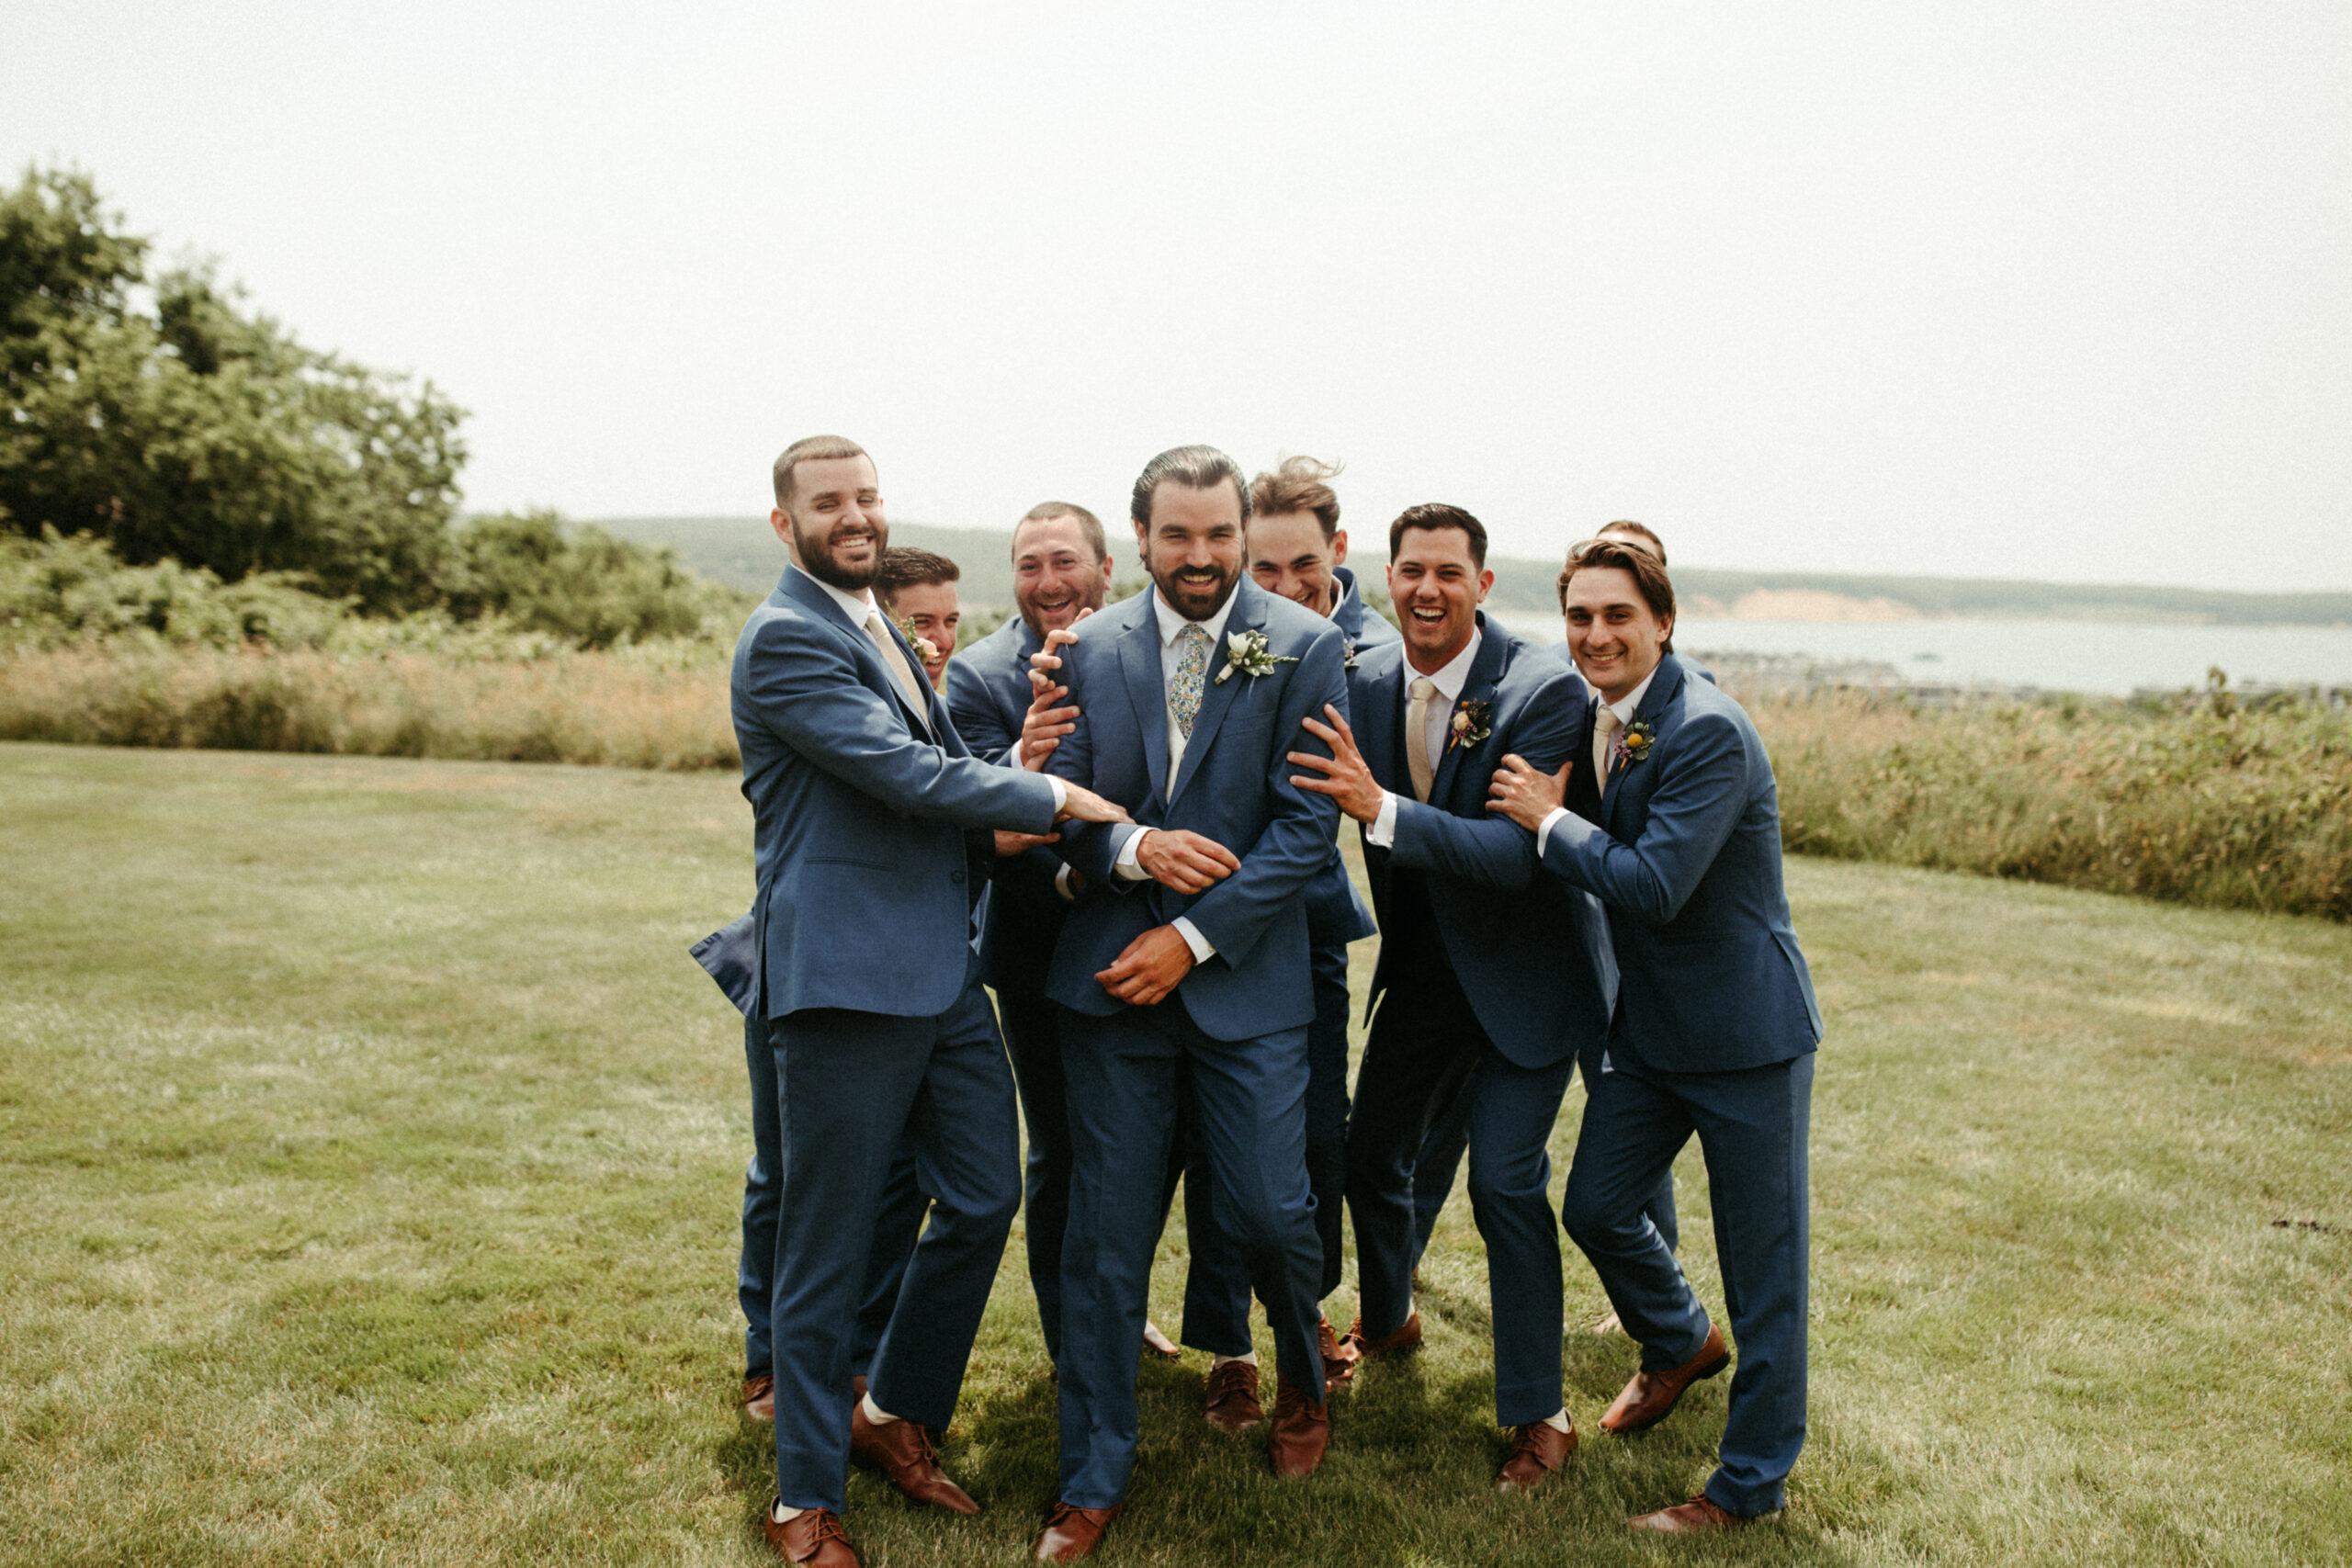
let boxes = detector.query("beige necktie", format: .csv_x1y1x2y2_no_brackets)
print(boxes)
1406,677,1439,803
864,610,931,726
1592,705,1622,797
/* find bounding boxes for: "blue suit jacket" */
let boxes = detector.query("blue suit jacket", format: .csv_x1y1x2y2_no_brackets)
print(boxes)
1301,567,1390,947
943,615,1072,989
1331,566,1399,663
732,566,1059,1021
1043,579,1350,1041
1355,617,1617,1069
1537,652,1821,1073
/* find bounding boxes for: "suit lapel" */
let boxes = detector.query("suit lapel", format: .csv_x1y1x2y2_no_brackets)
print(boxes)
1430,617,1507,810
1601,654,1685,835
1167,582,1260,808
781,567,934,739
1114,598,1171,806
1355,656,1404,795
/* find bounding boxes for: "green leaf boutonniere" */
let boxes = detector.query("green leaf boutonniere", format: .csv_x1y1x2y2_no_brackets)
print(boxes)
1611,717,1657,771
1216,628,1298,684
1447,697,1493,753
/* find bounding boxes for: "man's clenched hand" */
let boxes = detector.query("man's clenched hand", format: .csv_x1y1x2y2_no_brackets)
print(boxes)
1094,924,1195,1007
1135,829,1239,894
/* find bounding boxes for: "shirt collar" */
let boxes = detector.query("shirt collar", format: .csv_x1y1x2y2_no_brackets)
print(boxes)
1602,663,1660,726
1407,626,1482,704
1151,581,1241,650
1327,570,1354,622
792,561,879,626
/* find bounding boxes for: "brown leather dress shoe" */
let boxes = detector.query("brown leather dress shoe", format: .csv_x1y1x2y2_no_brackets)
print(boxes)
1317,1315,1358,1394
741,1372,776,1421
1267,1373,1330,1479
1628,1495,1758,1533
849,1405,980,1516
763,1505,860,1566
1600,1322,1729,1436
1341,1311,1422,1360
1495,1418,1577,1493
1204,1359,1264,1432
1032,1501,1124,1562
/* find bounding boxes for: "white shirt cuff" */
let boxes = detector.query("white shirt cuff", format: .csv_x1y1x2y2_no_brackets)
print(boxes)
1365,791,1401,849
1534,806,1570,857
1054,863,1078,902
1113,825,1150,880
1172,916,1216,964
1046,776,1067,814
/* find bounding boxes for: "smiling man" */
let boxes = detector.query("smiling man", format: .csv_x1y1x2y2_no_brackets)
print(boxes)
1286,503,1611,1494
1488,536,1821,1534
732,436,1130,1567
1030,445,1350,1561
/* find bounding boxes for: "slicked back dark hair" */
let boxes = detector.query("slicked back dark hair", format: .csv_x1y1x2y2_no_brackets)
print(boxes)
1013,502,1108,564
1129,445,1249,527
1558,536,1676,623
875,547,959,602
772,434,870,511
1387,502,1489,568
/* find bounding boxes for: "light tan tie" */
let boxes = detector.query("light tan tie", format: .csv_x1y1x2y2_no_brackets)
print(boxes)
864,610,931,725
1592,705,1622,797
1406,677,1439,803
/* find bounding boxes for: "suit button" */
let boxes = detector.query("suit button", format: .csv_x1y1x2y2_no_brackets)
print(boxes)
951,871,966,884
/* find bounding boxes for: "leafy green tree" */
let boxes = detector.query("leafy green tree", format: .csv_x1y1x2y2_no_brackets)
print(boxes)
441,511,748,649
0,167,466,614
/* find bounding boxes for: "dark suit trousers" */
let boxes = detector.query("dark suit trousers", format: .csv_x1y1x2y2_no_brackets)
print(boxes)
767,973,1023,1513
1347,972,1576,1426
1562,1050,1814,1517
740,1011,924,1381
1057,999,1325,1508
997,978,1074,1360
1178,937,1353,1353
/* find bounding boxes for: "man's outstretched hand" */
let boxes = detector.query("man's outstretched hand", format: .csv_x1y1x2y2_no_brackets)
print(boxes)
1289,705,1385,825
1136,829,1239,894
1020,680,1080,771
1487,753,1571,831
1095,923,1195,1007
994,829,1060,857
1056,784,1132,825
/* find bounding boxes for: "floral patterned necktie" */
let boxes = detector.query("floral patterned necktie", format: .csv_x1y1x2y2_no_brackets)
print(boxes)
1170,624,1212,739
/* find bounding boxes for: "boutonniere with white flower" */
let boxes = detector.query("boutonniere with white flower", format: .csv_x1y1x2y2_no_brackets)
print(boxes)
1611,716,1657,771
895,615,941,668
1342,637,1359,671
1447,697,1493,753
1215,628,1298,684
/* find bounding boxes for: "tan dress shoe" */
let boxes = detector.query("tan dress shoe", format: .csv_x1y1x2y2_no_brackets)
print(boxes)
1204,1359,1264,1432
1267,1373,1330,1479
1599,1322,1729,1435
1340,1311,1422,1360
1628,1495,1758,1533
764,1506,860,1565
1032,1501,1124,1562
741,1373,776,1421
849,1405,980,1516
1317,1314,1358,1394
1495,1418,1577,1493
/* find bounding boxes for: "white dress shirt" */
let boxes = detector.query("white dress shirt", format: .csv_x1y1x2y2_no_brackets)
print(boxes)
1111,585,1243,963
1364,626,1483,847
1532,662,1658,855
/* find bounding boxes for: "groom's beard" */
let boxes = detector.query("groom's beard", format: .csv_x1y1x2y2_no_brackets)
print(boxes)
793,515,888,592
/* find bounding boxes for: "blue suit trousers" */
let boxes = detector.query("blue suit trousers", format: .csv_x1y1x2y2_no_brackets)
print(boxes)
1561,1050,1814,1517
766,974,1023,1513
739,1011,923,1382
1057,1000,1326,1508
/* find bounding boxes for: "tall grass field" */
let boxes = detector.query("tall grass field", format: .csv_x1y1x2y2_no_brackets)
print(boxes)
3,744,2347,1567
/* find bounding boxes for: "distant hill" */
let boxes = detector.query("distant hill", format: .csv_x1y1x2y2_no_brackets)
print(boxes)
594,515,2352,627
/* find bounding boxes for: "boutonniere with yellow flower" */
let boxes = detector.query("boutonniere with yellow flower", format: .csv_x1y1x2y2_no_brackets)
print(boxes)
1447,697,1493,753
1611,716,1657,772
895,615,941,669
1216,628,1298,684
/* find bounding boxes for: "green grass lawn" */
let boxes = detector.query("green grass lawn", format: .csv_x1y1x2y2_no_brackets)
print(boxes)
2,743,2346,1567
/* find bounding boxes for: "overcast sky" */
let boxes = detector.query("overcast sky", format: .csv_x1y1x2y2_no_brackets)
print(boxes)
6,1,2347,590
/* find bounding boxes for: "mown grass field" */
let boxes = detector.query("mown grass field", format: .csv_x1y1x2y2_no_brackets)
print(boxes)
3,744,2347,1567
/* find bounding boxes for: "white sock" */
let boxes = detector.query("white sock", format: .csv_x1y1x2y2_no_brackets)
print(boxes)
771,1502,804,1524
860,1392,902,1427
1210,1351,1259,1370
1540,1408,1571,1433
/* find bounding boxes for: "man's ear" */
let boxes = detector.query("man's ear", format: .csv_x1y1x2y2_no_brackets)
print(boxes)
1329,529,1349,567
1476,568,1495,603
770,508,799,562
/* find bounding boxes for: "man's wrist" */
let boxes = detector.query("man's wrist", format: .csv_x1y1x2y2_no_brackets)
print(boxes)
1170,917,1215,964
1045,776,1067,814
1365,791,1401,848
1113,825,1151,881
1534,805,1570,855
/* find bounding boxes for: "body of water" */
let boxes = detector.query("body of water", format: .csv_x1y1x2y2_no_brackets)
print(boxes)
1488,613,2352,696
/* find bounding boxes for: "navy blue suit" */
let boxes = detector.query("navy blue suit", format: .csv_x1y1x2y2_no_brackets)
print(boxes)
1538,651,1821,1517
733,564,1061,1514
1042,579,1347,1508
690,916,924,1390
1345,620,1614,1425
